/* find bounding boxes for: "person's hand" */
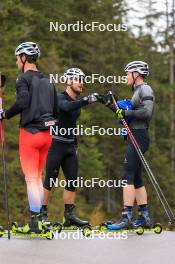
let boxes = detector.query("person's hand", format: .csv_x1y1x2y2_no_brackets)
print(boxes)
0,74,6,88
99,93,118,106
83,93,100,104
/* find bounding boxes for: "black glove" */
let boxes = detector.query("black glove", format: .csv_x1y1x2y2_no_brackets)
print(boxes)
0,74,6,87
98,92,118,106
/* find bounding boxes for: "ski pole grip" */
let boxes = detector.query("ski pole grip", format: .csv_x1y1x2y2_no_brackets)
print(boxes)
108,90,119,110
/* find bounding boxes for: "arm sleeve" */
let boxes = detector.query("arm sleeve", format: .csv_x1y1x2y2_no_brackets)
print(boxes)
125,86,154,120
5,76,30,119
58,94,88,112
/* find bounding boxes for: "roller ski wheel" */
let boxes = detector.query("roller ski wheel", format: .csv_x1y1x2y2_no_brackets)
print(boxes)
153,223,162,234
82,225,92,237
44,228,54,240
135,225,144,235
53,221,63,233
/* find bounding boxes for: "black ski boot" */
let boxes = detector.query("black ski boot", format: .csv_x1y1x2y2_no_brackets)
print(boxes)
63,204,89,227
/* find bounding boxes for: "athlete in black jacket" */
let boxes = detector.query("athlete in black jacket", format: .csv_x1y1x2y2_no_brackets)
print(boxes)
42,68,99,227
0,42,58,233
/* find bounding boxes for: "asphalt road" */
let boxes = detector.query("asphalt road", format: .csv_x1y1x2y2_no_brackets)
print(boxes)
0,231,174,264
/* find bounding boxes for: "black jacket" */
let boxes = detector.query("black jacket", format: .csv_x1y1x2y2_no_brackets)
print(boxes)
5,70,59,131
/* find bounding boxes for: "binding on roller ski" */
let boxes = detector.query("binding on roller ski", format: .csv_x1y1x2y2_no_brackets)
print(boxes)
43,204,91,233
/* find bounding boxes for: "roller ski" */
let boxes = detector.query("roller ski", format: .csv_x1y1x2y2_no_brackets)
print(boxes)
81,220,144,237
82,220,162,237
0,214,54,240
82,208,136,237
54,204,90,233
82,207,162,237
82,218,145,237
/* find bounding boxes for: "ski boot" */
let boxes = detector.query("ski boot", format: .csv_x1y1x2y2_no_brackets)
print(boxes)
13,213,44,234
133,207,152,228
11,213,53,239
132,207,162,234
63,204,90,230
107,215,133,231
107,207,133,231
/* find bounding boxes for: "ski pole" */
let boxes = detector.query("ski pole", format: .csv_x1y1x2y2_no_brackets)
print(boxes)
0,75,11,239
108,90,175,225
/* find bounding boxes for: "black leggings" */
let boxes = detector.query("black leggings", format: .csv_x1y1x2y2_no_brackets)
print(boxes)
122,129,150,188
44,140,78,192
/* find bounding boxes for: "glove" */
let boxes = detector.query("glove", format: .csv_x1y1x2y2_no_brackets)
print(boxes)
0,110,5,120
0,74,6,87
99,93,118,106
83,93,100,104
116,109,124,119
93,93,106,103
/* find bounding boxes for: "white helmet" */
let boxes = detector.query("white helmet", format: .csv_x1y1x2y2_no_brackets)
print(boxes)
15,42,40,57
124,61,149,76
63,68,85,82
